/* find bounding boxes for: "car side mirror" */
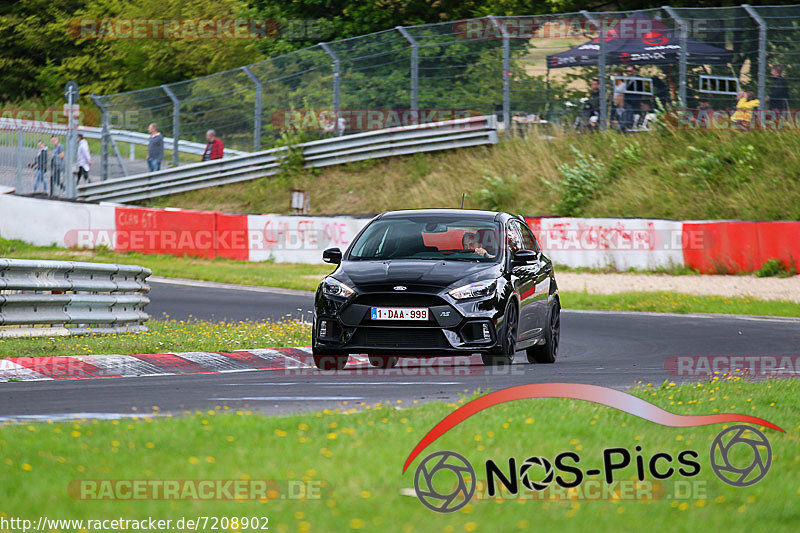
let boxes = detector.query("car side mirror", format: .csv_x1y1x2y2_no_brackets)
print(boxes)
512,249,539,266
323,248,342,265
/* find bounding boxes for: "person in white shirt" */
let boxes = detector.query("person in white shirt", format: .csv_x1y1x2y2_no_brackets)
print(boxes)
76,134,91,184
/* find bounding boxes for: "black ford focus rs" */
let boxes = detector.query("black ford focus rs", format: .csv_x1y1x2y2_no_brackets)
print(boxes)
312,209,560,370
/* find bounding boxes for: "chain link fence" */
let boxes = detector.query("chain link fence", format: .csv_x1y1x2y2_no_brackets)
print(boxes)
4,5,799,197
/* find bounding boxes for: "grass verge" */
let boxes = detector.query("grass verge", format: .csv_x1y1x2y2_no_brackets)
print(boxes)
562,291,800,318
0,320,311,359
0,379,796,531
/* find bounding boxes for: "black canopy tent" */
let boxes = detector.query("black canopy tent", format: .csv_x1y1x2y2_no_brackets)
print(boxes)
546,14,733,68
539,14,733,129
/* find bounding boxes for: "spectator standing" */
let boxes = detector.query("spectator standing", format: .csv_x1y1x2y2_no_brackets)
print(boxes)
202,129,224,161
31,141,48,193
76,133,91,184
50,135,65,192
731,91,759,130
610,93,634,133
147,123,164,171
613,75,627,99
652,75,669,108
624,65,641,114
321,112,335,137
768,65,789,111
587,78,601,112
335,115,347,137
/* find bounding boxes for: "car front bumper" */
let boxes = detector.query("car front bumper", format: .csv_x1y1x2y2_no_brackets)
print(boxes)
314,289,504,355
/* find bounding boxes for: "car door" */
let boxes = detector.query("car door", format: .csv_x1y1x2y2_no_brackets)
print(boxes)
519,221,551,335
507,220,538,340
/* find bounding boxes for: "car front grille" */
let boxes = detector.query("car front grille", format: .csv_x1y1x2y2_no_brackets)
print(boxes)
351,328,448,348
353,293,446,307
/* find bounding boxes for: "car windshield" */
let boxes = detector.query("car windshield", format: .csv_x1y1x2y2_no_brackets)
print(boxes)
348,215,502,263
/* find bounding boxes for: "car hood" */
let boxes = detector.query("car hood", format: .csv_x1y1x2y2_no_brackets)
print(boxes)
334,260,502,289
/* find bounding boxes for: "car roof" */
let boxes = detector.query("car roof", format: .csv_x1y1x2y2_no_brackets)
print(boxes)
378,208,507,221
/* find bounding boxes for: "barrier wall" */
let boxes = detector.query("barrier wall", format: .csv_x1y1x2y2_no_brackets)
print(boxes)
246,214,371,264
0,194,115,248
682,221,800,274
0,193,797,270
526,217,685,270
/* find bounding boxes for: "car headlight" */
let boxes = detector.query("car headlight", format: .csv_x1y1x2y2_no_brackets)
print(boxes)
321,277,355,298
449,280,497,300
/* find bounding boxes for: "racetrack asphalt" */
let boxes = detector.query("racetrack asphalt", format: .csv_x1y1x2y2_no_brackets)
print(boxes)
1,279,799,420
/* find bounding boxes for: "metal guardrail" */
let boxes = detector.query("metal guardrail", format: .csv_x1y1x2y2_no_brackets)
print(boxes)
0,258,151,338
77,116,498,203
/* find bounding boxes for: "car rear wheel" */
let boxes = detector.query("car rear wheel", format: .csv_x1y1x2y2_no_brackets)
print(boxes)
482,303,517,366
368,355,399,369
313,353,348,370
526,300,560,364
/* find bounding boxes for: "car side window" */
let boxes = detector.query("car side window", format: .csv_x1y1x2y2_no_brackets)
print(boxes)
519,223,540,252
506,221,523,254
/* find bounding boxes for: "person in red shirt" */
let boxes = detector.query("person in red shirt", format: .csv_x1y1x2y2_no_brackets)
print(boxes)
202,129,224,161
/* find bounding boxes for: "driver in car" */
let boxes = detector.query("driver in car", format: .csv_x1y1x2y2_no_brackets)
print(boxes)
462,231,495,258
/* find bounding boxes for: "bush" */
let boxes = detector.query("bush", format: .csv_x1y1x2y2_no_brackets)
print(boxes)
756,258,798,278
472,173,518,211
547,146,606,216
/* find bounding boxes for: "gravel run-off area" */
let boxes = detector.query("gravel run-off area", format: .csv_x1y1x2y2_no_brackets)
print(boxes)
557,273,800,303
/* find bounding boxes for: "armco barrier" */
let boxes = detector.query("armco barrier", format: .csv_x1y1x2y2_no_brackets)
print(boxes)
76,116,498,203
2,191,798,269
0,258,151,338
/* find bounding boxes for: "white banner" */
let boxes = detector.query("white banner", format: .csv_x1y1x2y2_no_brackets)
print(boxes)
246,214,371,263
529,217,685,270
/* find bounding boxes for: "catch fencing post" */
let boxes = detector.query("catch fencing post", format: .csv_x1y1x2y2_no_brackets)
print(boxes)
64,81,79,198
161,85,180,167
242,66,263,151
320,43,341,120
743,4,767,127
488,16,511,129
90,94,110,181
15,128,23,193
396,26,419,124
582,11,606,130
663,6,688,107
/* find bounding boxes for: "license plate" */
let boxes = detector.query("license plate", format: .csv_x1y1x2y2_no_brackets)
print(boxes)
370,307,428,321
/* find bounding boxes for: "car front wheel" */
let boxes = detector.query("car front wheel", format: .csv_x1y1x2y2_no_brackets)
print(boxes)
482,303,517,366
527,300,560,364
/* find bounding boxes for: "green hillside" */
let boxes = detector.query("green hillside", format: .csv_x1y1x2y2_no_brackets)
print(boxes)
151,128,800,221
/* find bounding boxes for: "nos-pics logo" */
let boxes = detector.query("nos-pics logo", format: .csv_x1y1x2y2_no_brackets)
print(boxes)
412,424,772,512
403,384,783,513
